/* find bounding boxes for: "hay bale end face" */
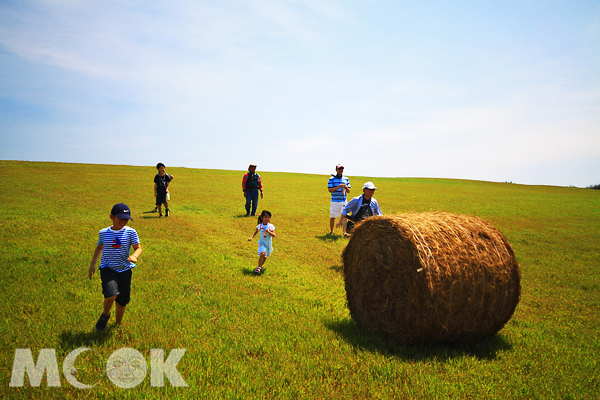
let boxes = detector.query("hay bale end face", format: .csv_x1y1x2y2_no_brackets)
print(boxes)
342,212,521,344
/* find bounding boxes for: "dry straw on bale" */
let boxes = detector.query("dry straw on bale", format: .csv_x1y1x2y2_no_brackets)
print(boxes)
342,212,520,344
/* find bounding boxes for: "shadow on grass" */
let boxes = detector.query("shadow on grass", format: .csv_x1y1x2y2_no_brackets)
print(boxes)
315,234,345,242
330,265,343,273
326,318,512,361
137,209,160,219
58,328,116,351
241,267,266,276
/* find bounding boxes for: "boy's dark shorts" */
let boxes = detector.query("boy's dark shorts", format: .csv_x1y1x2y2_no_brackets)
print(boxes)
100,267,132,307
155,190,167,205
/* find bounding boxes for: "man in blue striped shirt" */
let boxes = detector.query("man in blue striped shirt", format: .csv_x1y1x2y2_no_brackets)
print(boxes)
327,164,351,236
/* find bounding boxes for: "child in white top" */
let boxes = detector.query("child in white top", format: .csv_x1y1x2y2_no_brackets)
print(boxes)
248,210,276,274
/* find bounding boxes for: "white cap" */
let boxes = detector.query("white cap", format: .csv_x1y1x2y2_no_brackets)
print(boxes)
363,181,377,190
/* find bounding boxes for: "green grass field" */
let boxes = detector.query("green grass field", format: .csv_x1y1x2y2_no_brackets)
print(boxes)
1,160,598,399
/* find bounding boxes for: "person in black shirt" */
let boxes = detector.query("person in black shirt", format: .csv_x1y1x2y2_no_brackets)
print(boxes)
152,163,174,217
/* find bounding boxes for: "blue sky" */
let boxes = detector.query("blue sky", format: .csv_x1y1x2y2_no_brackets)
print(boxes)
1,0,598,187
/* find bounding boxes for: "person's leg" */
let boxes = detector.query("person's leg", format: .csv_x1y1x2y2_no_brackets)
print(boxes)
259,253,267,267
245,194,252,215
103,296,116,316
115,303,126,325
255,252,266,273
250,191,259,216
113,270,131,325
345,219,354,236
100,268,119,318
164,201,170,216
330,202,344,235
96,295,115,331
97,268,122,331
156,191,166,216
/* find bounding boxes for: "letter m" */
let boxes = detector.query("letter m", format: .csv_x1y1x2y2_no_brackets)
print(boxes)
9,349,61,387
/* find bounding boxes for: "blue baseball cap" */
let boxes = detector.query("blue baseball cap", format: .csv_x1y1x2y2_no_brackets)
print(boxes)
111,203,133,220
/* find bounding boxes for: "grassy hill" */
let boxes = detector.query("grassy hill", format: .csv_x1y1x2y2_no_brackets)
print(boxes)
1,160,598,399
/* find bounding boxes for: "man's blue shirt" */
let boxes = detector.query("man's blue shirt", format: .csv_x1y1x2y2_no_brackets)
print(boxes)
328,175,351,202
342,194,382,218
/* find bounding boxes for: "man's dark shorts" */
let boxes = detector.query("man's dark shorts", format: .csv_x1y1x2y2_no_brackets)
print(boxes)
100,267,132,306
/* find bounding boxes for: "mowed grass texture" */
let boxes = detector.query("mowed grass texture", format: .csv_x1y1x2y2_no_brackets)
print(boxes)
0,160,598,399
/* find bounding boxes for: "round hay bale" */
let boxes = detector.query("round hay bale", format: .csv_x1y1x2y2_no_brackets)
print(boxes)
342,212,520,344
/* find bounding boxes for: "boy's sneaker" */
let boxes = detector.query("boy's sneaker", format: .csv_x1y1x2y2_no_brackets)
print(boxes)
254,266,262,274
150,207,158,213
95,313,110,331
165,209,170,217
159,212,163,218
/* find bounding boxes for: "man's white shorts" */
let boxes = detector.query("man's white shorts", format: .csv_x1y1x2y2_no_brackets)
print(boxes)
330,202,346,218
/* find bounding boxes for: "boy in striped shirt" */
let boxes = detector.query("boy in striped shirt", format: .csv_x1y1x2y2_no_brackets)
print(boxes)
88,203,143,331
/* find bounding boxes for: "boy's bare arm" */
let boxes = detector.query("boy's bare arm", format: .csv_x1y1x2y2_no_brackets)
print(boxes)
128,243,142,263
89,245,103,279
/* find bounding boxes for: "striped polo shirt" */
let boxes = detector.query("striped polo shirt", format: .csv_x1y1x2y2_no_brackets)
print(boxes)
328,175,351,203
97,226,140,272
